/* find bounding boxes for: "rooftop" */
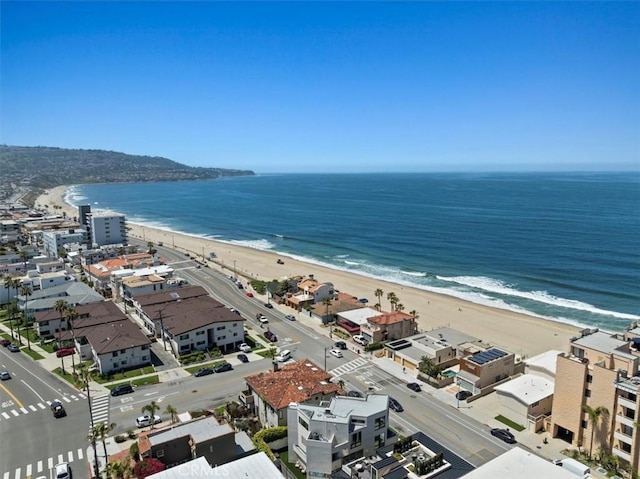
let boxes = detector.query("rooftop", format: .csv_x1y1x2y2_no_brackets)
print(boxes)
147,417,232,447
494,374,555,405
81,319,151,355
573,330,631,356
525,350,562,376
134,285,209,306
300,394,389,424
339,307,382,326
368,311,415,326
461,447,577,479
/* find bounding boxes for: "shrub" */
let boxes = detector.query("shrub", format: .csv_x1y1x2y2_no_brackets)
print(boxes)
133,458,165,479
251,426,288,460
114,435,127,443
364,342,384,352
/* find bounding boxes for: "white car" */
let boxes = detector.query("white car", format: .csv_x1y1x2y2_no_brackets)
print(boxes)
136,414,161,428
54,463,71,479
353,335,368,346
239,343,252,353
329,349,343,358
258,315,269,324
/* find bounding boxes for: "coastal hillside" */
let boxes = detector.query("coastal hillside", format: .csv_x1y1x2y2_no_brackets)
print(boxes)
0,145,254,189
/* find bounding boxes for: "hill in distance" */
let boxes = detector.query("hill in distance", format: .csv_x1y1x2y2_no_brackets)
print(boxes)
0,145,255,189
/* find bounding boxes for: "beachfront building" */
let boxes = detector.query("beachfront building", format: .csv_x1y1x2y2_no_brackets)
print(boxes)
0,219,20,244
42,228,89,257
140,295,245,356
143,453,284,479
551,328,640,469
335,307,382,337
87,211,127,247
462,447,576,479
241,360,341,428
384,334,457,372
494,374,554,432
456,347,517,396
130,285,208,320
359,310,418,343
287,394,391,477
17,281,104,322
111,265,173,300
82,252,164,297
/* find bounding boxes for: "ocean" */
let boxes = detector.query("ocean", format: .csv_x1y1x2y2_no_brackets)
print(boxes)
66,172,640,332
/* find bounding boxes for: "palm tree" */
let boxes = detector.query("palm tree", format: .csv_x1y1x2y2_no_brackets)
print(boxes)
141,401,160,429
7,299,19,341
321,297,332,322
18,249,28,272
386,292,398,311
582,405,610,460
54,299,69,371
20,285,33,350
91,422,117,471
65,306,79,370
374,289,384,311
165,404,178,424
396,303,405,312
336,379,346,392
74,362,101,478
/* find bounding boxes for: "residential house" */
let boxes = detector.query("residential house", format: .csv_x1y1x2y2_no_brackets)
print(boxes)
384,334,457,372
145,453,284,479
283,276,335,312
130,285,208,317
242,359,341,427
456,347,517,395
82,252,164,297
120,274,168,299
462,447,576,479
18,282,104,323
360,311,417,344
287,394,391,477
0,220,20,244
336,307,381,336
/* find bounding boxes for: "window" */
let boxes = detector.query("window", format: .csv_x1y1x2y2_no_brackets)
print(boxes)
375,416,386,430
142,356,148,361
582,420,588,428
216,326,225,331
350,431,362,449
197,341,205,345
179,334,189,340
586,374,593,383
196,331,205,336
351,418,365,425
298,417,309,429
585,389,591,398
531,401,540,407
233,332,238,337
120,349,126,354
112,352,118,357
621,442,632,453
141,345,149,350
217,336,226,341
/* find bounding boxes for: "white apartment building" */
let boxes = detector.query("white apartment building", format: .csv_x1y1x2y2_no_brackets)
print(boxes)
287,394,390,478
88,211,127,247
42,228,89,257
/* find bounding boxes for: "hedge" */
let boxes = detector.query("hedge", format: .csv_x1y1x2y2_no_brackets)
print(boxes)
252,426,288,460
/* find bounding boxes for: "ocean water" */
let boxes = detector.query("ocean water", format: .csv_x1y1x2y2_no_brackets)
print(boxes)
67,172,640,332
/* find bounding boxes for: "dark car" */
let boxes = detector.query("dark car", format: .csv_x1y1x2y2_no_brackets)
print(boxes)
0,339,10,347
7,343,20,353
264,331,277,342
214,363,233,373
490,428,517,444
456,390,473,401
407,382,422,392
194,367,214,377
264,303,273,309
56,348,75,358
50,401,66,418
110,384,134,397
389,397,404,412
334,341,347,350
237,353,249,363
347,390,364,398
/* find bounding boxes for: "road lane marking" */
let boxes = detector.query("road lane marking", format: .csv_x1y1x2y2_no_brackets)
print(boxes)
29,405,37,412
1,412,9,419
14,468,20,479
3,472,8,479
38,403,46,409
11,410,19,417
61,397,71,403
0,383,24,408
20,379,45,402
37,461,43,473
77,449,83,460
47,458,53,470
26,464,32,477
20,407,28,414
57,454,63,465
67,451,73,462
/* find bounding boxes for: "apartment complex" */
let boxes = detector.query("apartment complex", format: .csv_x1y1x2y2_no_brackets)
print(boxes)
87,211,127,247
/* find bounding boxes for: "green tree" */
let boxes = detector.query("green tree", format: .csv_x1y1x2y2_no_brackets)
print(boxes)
374,289,384,311
582,405,610,460
65,306,79,370
20,285,33,350
90,422,117,472
165,404,178,424
74,362,101,478
7,299,19,342
386,292,398,312
321,297,332,322
141,401,160,429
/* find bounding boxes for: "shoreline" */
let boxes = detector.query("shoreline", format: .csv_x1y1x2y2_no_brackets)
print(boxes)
39,185,582,358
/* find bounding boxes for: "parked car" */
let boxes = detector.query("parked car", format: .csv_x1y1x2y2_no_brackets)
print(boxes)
237,353,249,363
347,390,364,398
54,462,71,479
136,414,161,428
407,382,422,392
0,370,11,381
50,400,66,418
264,303,273,309
329,349,343,358
258,315,269,324
264,331,277,342
353,335,368,346
358,298,369,304
285,314,296,321
246,292,254,298
110,384,134,397
456,390,473,401
389,397,404,412
239,343,252,353
194,367,214,377
56,348,75,358
490,428,517,444
0,339,10,347
7,343,20,352
214,363,233,373
334,341,347,350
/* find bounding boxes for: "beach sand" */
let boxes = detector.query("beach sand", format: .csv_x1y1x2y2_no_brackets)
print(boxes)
38,185,580,358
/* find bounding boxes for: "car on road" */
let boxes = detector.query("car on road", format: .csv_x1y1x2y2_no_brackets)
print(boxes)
110,384,134,397
54,462,71,479
329,349,343,358
358,298,369,304
7,343,20,352
214,363,233,373
237,353,249,363
136,414,162,428
0,339,10,347
50,400,66,418
264,331,277,342
407,382,422,392
229,308,241,315
56,348,75,358
353,335,368,346
239,343,252,353
389,397,404,412
347,390,364,398
194,367,214,377
246,292,254,298
456,390,473,401
264,303,273,309
490,428,517,444
0,370,11,380
258,315,269,324
285,314,296,321
334,341,347,350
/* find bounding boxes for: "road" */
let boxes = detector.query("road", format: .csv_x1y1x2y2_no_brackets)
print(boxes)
0,346,91,479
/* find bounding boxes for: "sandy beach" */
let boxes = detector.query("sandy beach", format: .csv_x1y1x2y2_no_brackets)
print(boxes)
38,185,581,358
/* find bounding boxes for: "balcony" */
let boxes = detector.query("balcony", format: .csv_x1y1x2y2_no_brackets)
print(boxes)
614,430,633,443
613,446,632,463
618,395,637,411
616,414,636,428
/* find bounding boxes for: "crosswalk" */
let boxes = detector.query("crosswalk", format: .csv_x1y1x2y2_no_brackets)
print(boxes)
2,448,85,479
329,357,369,377
89,394,110,429
0,394,86,422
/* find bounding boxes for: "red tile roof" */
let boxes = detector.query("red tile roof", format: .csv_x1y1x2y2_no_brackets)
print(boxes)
368,311,415,325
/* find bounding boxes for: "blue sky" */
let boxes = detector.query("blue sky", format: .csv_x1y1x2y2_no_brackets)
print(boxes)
1,2,638,173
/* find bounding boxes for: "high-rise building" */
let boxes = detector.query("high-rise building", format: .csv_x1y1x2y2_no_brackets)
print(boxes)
88,211,127,247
